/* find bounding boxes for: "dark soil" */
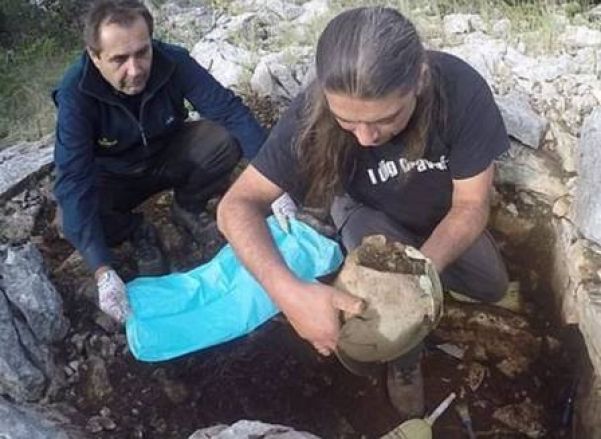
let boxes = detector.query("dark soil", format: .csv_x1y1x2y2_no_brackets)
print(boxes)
33,188,581,439
30,96,582,438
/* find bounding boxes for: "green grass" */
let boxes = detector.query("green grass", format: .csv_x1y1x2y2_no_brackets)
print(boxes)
0,38,80,148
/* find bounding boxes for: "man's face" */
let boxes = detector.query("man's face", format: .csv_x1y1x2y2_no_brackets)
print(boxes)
88,15,152,95
325,88,418,147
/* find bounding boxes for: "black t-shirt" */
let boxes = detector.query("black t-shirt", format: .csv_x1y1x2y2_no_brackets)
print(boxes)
252,51,509,236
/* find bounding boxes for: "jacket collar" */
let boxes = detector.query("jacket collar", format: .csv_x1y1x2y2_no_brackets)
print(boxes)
78,40,176,104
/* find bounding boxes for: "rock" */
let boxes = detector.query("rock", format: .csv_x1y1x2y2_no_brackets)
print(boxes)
495,93,548,149
250,47,313,107
188,420,321,438
492,400,546,438
205,12,277,52
550,125,577,173
0,244,69,402
152,368,189,404
0,244,69,342
443,14,472,34
190,40,253,89
575,361,601,438
153,1,214,47
0,397,87,438
0,187,48,243
575,283,601,376
81,355,112,403
589,4,601,21
0,290,47,401
232,0,304,21
574,107,601,246
491,19,511,39
490,203,535,245
510,54,569,82
465,362,487,392
444,33,506,83
435,303,542,380
552,196,572,218
294,0,329,25
495,142,567,204
560,25,601,48
0,136,53,203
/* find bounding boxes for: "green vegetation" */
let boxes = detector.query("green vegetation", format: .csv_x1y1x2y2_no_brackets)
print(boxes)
0,0,599,147
0,0,82,147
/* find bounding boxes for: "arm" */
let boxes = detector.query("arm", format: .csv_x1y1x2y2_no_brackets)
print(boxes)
53,87,112,274
217,166,363,355
179,53,266,159
54,87,129,322
420,163,493,272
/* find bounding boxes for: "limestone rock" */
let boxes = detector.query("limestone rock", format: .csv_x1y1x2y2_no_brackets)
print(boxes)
1,244,69,342
189,420,320,438
491,19,511,39
550,124,577,173
0,244,68,402
293,0,329,25
154,1,214,47
0,397,87,439
191,40,253,89
443,14,472,35
250,47,313,107
0,136,53,203
575,361,601,439
81,356,112,404
492,400,546,438
560,25,601,48
495,142,567,204
574,107,601,246
495,93,548,149
0,290,46,401
0,187,46,243
445,34,506,83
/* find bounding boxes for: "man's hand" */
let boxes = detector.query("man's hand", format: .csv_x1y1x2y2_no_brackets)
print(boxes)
282,282,364,356
96,269,131,323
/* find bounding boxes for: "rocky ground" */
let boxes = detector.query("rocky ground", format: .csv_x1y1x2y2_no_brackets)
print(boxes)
20,178,577,438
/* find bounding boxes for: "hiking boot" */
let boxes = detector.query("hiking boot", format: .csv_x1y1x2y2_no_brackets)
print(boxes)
131,221,169,276
386,358,425,420
171,200,220,245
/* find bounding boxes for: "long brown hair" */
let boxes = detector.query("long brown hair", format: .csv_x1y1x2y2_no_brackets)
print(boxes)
296,7,444,205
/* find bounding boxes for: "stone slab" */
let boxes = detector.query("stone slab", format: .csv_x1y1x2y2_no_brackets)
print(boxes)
0,136,54,203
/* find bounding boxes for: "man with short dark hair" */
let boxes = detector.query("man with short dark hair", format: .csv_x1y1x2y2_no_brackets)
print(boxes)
53,0,266,323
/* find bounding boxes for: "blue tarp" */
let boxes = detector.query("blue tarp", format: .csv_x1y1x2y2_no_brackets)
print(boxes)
125,216,343,362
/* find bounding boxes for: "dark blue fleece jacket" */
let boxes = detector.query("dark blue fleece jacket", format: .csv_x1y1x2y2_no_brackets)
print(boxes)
53,41,266,271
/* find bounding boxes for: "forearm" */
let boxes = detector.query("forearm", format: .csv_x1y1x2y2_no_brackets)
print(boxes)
217,197,303,309
420,204,488,272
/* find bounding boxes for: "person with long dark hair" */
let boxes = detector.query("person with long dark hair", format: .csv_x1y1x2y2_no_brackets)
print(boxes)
217,7,509,418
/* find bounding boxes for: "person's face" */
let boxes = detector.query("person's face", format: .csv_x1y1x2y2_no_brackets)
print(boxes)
325,87,418,147
88,15,152,95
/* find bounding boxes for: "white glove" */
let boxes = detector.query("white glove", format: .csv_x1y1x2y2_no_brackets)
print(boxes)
97,269,131,323
271,193,298,233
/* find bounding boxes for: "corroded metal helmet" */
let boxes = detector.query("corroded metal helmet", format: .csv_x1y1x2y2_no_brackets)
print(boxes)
334,235,443,375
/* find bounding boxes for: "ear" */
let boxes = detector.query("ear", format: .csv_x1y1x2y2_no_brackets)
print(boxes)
86,47,101,67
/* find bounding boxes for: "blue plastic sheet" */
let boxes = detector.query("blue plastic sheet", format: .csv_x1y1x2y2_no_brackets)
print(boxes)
125,216,343,362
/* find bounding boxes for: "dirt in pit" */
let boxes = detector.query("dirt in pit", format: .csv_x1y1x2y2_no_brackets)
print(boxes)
29,96,582,438
30,186,582,439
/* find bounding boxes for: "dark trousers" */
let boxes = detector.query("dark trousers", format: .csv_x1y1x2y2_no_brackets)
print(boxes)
330,194,509,302
97,120,241,246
